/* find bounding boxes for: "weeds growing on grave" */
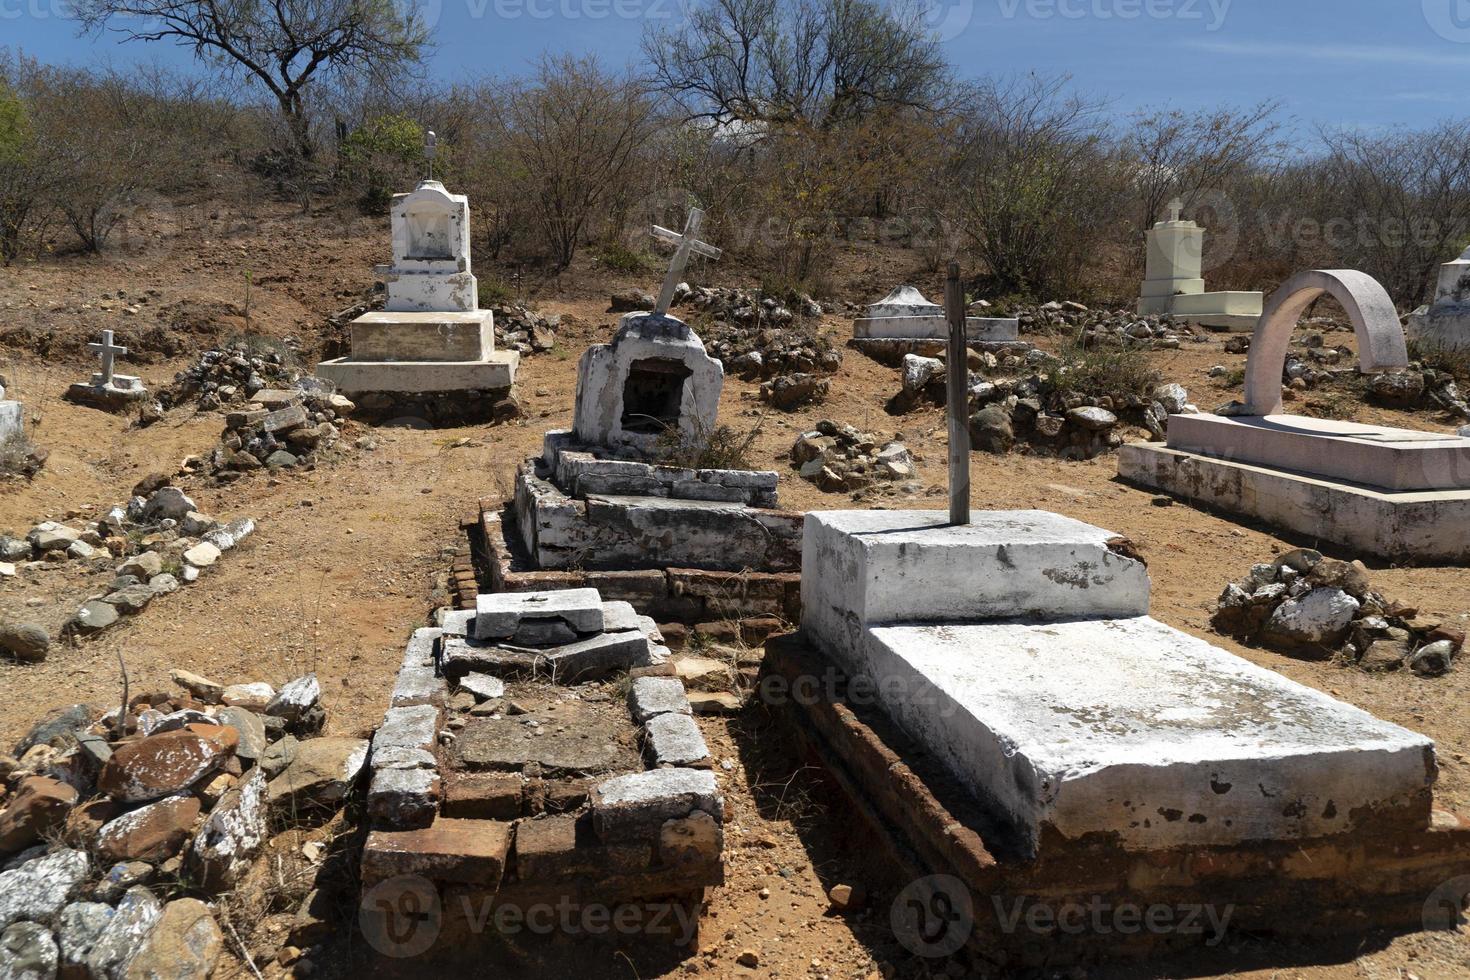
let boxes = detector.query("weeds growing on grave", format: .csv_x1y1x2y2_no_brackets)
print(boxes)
1410,340,1470,384
1042,341,1162,404
653,414,765,471
224,332,303,369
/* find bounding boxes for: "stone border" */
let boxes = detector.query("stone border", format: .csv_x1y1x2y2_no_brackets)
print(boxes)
763,632,1470,967
364,612,726,914
552,451,778,507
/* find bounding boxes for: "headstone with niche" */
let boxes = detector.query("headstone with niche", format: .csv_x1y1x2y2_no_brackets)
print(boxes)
504,209,803,577
1136,198,1262,332
1120,268,1470,561
65,330,149,412
317,132,519,422
1407,245,1470,352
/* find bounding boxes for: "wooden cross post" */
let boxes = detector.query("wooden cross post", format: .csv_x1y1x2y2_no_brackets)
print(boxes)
650,209,722,316
944,263,971,526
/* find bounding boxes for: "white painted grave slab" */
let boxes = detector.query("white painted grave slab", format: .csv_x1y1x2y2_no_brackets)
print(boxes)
473,588,605,640
800,509,1438,856
0,401,21,447
863,616,1434,853
1122,269,1470,558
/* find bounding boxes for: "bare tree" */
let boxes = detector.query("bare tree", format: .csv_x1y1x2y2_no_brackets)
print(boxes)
644,0,950,130
505,56,656,269
0,64,55,265
1124,102,1284,236
72,0,429,160
952,75,1121,298
1317,122,1470,305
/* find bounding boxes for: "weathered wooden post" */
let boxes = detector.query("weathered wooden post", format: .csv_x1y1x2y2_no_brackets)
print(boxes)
944,262,971,525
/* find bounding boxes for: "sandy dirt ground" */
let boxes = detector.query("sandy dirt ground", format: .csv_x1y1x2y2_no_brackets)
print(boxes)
2,194,1470,979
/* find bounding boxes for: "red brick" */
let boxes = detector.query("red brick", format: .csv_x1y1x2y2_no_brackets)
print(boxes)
513,814,650,882
583,569,668,602
362,817,512,887
442,772,522,820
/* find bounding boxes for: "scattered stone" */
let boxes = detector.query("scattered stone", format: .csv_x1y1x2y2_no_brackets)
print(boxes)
70,601,120,635
628,677,691,723
1410,640,1456,677
83,886,161,980
98,730,230,802
123,898,222,980
0,921,57,980
222,683,274,711
0,624,48,664
182,542,221,569
97,795,202,863
458,673,505,702
190,769,267,891
1262,588,1360,651
828,883,866,911
0,776,78,854
266,737,369,814
265,674,321,727
170,670,223,704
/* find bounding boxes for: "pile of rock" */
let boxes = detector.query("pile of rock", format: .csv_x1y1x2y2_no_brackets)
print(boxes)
893,352,1193,460
1012,302,1196,350
492,303,558,355
190,386,351,480
1212,549,1465,676
0,484,256,656
790,421,918,494
158,341,308,413
0,672,358,978
1366,365,1470,420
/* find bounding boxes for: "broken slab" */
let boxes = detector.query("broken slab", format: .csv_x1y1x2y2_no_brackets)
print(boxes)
643,713,709,767
473,588,605,640
856,615,1434,855
362,817,511,887
441,630,652,682
591,768,723,838
852,285,1019,342
802,509,1150,675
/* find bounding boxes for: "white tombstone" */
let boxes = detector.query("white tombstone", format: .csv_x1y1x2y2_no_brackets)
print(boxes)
1120,269,1470,560
0,397,22,449
1406,245,1470,351
572,209,725,454
852,285,1018,343
317,161,518,409
1137,198,1262,332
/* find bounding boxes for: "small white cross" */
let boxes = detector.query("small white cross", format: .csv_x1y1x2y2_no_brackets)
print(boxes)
650,208,722,316
425,130,437,181
1167,197,1183,223
88,330,128,386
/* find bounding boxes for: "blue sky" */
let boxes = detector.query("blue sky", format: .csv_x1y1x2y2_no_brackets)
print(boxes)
5,0,1469,135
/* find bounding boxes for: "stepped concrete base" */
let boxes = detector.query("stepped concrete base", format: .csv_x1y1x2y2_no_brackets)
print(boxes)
65,375,148,412
316,352,518,393
1166,413,1470,492
1191,312,1261,332
856,615,1434,855
1118,442,1470,563
348,310,494,362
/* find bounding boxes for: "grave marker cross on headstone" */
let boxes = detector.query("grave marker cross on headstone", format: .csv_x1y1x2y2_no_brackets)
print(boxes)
1167,197,1183,222
425,130,437,181
650,208,722,316
88,330,128,386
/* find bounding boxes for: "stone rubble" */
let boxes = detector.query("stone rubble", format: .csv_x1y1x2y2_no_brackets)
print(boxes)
1213,549,1466,675
790,421,919,495
0,486,258,655
0,669,345,979
491,302,560,355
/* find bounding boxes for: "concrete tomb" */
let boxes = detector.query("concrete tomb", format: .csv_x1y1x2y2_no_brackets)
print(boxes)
65,330,149,412
493,210,805,582
1121,269,1470,561
317,140,518,418
1137,198,1262,332
800,508,1436,858
1407,244,1470,352
853,285,1019,344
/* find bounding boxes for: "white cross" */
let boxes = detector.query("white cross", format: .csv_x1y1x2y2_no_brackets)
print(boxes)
88,330,128,386
425,130,437,181
1167,197,1183,223
650,208,722,315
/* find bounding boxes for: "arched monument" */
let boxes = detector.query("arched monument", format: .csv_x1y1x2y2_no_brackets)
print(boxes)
1120,269,1470,562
